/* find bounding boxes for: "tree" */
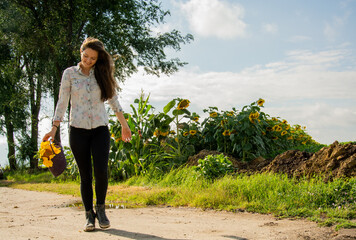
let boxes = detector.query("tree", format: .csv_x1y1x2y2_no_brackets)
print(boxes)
0,40,28,170
9,0,193,89
0,1,49,169
1,0,193,169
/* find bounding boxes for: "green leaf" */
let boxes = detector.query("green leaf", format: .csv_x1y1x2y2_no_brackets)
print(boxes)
130,104,138,118
127,117,135,130
143,104,152,117
163,99,176,114
172,108,191,116
139,93,151,115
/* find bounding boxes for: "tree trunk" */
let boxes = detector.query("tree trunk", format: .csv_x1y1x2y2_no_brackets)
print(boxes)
29,76,42,169
25,58,42,169
4,107,16,170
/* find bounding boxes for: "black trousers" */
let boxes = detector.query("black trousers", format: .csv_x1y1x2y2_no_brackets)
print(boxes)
69,125,110,211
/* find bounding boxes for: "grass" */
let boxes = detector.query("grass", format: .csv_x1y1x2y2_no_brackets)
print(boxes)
2,167,355,230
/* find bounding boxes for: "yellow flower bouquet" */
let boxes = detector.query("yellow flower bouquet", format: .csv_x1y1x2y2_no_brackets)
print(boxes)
39,140,66,177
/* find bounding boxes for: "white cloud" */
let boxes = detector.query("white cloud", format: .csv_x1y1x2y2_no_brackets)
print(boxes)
151,23,173,35
262,23,278,34
177,0,247,39
265,103,356,144
121,48,356,144
324,11,350,41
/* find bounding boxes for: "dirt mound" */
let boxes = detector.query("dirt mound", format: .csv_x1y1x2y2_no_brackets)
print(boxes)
188,141,356,180
262,150,313,177
262,141,356,179
295,141,356,180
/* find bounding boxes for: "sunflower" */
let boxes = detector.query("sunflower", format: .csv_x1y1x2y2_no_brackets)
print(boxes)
272,136,279,140
42,157,53,168
153,129,160,137
220,119,228,126
193,116,199,122
189,130,197,135
281,131,287,136
249,112,259,123
282,119,288,124
39,141,61,168
210,112,218,118
272,125,282,132
183,132,189,137
222,130,231,136
266,126,273,132
226,111,234,117
257,98,265,107
177,99,190,110
287,136,293,140
160,131,169,137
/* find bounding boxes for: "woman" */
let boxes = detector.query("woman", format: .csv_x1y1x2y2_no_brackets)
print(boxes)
43,37,132,232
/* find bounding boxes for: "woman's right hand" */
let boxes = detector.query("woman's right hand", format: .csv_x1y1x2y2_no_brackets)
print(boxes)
42,128,57,142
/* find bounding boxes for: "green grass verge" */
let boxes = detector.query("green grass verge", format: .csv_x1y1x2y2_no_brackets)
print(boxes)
2,167,355,230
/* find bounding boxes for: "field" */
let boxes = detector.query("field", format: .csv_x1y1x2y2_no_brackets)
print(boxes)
1,97,355,238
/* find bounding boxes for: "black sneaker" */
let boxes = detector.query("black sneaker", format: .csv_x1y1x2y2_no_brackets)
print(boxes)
95,204,110,229
84,209,96,232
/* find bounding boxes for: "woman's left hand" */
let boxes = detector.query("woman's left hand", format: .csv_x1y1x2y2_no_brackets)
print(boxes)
115,111,132,142
121,126,132,142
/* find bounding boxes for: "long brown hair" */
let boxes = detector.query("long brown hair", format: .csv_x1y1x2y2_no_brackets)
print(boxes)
80,37,117,101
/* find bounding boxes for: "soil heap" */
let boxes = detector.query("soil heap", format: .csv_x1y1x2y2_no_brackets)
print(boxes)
187,141,356,180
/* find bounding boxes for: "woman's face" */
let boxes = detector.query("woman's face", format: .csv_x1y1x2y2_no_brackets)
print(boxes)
80,48,98,69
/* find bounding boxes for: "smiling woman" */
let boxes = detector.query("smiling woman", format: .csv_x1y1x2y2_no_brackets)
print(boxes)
80,48,98,72
42,37,132,232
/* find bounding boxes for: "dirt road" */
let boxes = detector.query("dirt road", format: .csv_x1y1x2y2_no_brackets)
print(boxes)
0,187,355,240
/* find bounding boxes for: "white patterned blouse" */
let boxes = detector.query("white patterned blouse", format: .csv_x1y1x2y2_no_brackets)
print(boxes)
53,64,123,129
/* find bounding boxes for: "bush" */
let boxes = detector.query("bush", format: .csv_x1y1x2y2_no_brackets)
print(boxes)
193,154,234,180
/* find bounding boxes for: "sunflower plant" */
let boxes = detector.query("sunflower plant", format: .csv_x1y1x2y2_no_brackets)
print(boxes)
178,113,204,153
201,100,268,161
230,99,270,161
144,98,198,172
201,107,238,154
163,98,192,155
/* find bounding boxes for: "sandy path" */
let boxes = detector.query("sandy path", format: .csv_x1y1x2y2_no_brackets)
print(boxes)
0,187,355,240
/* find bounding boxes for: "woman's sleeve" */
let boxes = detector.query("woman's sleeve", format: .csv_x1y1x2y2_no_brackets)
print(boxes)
53,69,71,122
107,93,123,114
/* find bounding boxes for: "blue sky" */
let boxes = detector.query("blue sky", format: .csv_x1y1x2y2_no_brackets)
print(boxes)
119,0,356,145
1,0,356,167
